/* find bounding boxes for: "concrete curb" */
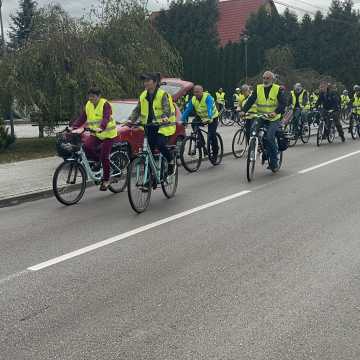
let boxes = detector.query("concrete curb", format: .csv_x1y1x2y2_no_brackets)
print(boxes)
0,150,235,209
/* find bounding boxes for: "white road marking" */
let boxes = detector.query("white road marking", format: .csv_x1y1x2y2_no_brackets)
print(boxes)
298,149,360,174
27,190,251,271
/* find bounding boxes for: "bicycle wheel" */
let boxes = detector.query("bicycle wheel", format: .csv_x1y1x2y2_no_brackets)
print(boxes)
246,137,257,182
180,135,202,173
220,110,234,126
208,133,224,166
175,136,185,166
232,127,247,158
109,151,129,194
342,109,350,126
53,161,87,206
127,156,151,213
161,159,179,199
285,122,298,147
300,120,311,144
327,122,336,143
317,121,325,147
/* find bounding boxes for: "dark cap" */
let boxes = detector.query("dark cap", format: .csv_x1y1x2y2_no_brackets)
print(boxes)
140,72,161,82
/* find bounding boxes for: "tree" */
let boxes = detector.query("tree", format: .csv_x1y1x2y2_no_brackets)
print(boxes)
9,0,37,49
155,0,219,88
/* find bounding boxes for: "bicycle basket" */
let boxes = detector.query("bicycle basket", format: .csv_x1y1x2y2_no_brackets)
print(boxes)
277,130,291,151
56,131,81,158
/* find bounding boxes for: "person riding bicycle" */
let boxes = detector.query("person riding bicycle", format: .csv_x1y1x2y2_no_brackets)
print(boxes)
215,88,226,111
315,82,345,142
128,72,176,175
288,83,310,132
341,90,351,110
233,87,244,111
72,88,117,191
240,84,257,143
240,71,286,172
310,90,319,110
351,85,360,128
182,85,220,161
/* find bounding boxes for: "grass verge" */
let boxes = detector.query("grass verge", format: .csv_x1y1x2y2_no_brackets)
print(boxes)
0,137,56,164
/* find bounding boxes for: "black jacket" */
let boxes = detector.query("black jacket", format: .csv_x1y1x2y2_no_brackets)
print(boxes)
315,90,341,111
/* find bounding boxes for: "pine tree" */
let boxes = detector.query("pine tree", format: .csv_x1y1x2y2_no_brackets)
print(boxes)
9,0,37,49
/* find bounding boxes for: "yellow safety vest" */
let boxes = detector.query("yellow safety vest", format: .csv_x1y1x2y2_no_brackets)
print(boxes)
192,92,219,122
139,88,176,137
291,90,310,110
341,95,350,108
256,84,282,121
85,98,117,140
234,93,245,108
242,95,257,119
310,93,318,109
353,95,360,115
215,91,226,105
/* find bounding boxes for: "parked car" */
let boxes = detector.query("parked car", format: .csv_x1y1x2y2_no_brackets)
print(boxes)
81,78,193,158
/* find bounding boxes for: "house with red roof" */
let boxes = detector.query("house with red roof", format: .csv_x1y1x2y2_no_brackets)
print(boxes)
152,0,277,48
218,0,277,46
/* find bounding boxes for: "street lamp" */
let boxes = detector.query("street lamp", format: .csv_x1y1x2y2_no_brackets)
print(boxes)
243,34,249,84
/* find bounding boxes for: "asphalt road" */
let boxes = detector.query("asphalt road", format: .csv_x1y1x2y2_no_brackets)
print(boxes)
1,135,360,359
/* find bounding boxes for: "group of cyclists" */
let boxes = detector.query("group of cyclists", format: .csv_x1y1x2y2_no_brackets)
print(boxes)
58,70,359,212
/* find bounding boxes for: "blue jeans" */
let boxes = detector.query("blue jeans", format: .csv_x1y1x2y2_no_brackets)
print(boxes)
257,119,281,169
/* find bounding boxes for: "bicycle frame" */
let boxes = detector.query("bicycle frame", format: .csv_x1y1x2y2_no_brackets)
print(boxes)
138,133,165,185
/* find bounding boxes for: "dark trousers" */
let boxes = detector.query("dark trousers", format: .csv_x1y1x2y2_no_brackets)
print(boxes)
193,117,219,155
147,125,172,163
84,136,113,181
325,110,344,137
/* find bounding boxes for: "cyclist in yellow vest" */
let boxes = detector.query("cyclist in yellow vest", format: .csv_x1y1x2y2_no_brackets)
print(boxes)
351,85,360,130
240,84,257,143
73,88,117,191
182,85,220,161
240,71,287,171
215,88,226,111
128,72,176,174
233,88,244,110
341,90,350,110
288,83,310,132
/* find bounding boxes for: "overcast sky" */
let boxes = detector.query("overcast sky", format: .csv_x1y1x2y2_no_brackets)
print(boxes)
2,0,358,36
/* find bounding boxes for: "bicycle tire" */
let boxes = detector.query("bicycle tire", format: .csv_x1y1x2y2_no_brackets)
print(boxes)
108,151,129,194
317,121,324,147
220,110,235,126
127,156,152,213
53,161,87,206
232,127,247,158
300,121,311,144
161,160,179,199
246,137,257,182
208,133,224,166
180,135,202,173
285,122,298,147
327,122,336,143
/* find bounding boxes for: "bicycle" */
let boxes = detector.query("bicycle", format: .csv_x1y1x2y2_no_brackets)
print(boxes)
349,112,360,140
340,105,351,126
316,109,337,147
180,120,224,173
284,108,311,147
231,115,249,159
53,128,129,205
127,124,179,213
219,105,235,127
246,115,287,182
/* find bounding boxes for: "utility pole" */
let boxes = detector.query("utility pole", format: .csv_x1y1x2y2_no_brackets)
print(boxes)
0,0,15,139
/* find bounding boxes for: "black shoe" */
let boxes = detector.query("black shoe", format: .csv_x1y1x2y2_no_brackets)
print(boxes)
341,135,346,142
91,161,101,172
167,163,175,176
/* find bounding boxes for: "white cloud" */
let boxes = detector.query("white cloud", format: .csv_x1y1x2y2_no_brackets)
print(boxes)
1,0,168,37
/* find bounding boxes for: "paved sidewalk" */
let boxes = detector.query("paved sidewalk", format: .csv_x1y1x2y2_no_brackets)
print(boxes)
0,125,239,206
